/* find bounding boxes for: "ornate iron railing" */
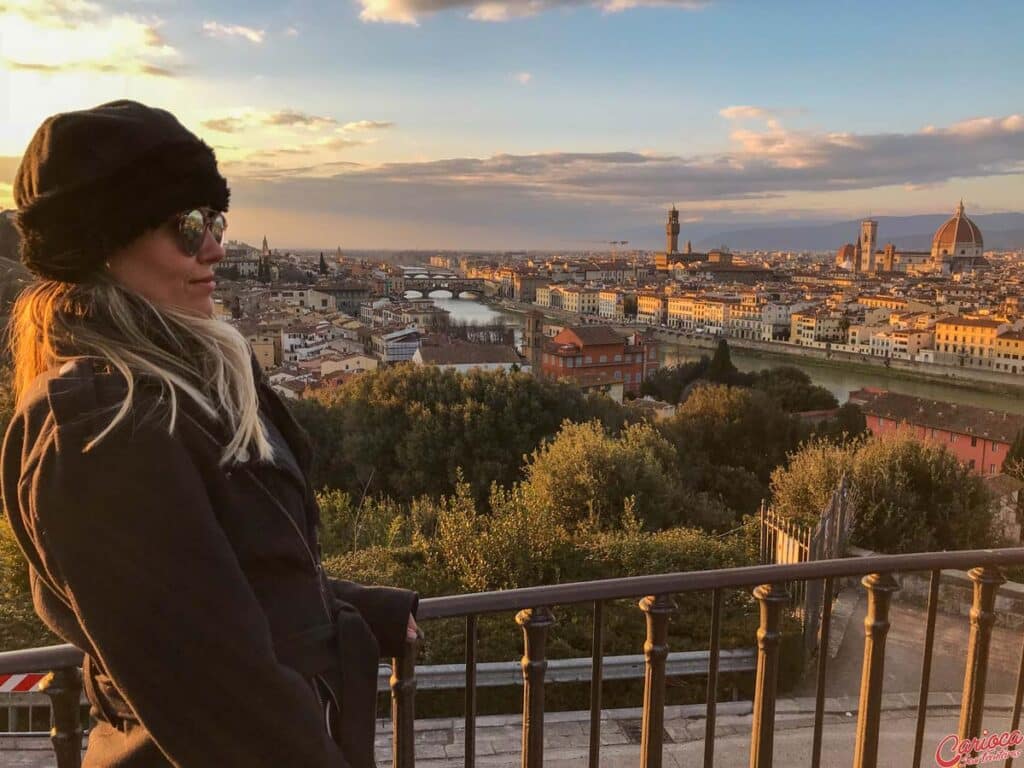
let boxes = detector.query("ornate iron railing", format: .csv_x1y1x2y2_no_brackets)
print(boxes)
3,546,1024,768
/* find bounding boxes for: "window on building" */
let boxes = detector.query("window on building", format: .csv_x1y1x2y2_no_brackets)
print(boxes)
969,459,976,470
614,370,622,379
599,355,608,363
567,358,573,368
971,436,978,448
615,354,622,362
991,464,996,474
950,434,956,444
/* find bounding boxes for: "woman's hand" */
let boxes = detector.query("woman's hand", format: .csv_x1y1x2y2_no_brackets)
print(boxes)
407,613,419,641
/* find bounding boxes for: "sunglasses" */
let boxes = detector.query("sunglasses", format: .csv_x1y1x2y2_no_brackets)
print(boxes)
172,207,227,257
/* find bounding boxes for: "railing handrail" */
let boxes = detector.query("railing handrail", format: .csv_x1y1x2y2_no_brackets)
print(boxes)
416,546,1024,620
3,546,1023,675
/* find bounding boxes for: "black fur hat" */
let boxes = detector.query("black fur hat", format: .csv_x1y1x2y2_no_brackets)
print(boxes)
14,100,230,283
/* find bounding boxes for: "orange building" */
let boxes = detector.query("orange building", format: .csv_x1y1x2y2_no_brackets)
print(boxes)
850,388,1024,476
541,326,658,395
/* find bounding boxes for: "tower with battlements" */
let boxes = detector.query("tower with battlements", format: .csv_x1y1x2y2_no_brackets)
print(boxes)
666,206,680,254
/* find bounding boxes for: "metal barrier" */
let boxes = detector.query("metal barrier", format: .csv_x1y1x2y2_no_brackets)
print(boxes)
2,547,1024,767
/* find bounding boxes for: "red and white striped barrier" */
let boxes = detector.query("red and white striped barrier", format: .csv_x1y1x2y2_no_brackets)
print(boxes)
0,673,47,693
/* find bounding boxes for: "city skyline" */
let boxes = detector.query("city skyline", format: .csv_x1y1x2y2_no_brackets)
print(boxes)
0,0,1022,248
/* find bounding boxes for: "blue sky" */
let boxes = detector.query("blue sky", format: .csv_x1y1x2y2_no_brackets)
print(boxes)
1,0,1022,248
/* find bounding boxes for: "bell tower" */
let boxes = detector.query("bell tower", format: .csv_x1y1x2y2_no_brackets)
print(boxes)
666,206,680,254
860,218,878,273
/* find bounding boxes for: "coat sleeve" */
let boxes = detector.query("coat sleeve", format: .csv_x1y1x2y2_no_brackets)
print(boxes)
326,578,418,658
20,411,350,768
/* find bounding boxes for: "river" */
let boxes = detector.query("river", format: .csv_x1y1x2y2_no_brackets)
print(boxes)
423,294,1024,415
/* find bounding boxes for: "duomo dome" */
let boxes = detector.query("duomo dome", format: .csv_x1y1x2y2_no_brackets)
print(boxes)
931,200,983,260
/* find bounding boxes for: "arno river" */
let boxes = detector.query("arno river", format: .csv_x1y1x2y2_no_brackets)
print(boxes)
425,294,1024,415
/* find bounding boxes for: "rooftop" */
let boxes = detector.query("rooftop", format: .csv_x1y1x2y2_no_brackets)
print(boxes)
416,343,523,366
851,388,1024,443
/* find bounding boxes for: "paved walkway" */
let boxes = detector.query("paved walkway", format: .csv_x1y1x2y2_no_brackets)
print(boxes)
3,696,1018,767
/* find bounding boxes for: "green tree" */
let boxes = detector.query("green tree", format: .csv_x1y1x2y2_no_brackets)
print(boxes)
318,252,328,275
1004,429,1024,480
640,357,709,404
770,438,856,528
849,432,993,552
520,420,685,530
1,515,57,651
750,366,838,412
657,384,804,518
290,366,628,503
706,340,739,384
771,431,994,553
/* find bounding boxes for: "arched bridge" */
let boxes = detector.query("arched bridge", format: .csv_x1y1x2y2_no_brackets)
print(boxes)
400,276,485,295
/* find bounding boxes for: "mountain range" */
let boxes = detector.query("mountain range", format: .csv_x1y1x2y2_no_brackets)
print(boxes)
688,213,1024,253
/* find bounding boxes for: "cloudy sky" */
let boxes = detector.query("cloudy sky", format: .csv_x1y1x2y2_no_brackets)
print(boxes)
0,0,1022,249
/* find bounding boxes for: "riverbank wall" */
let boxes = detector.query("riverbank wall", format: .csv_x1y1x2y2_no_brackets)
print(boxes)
652,331,1024,398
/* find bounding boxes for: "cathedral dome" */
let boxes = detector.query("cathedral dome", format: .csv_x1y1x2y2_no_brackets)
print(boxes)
932,201,983,257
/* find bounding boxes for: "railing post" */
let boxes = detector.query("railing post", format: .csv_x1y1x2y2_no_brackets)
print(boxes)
517,606,555,768
959,566,1006,750
852,572,899,768
39,666,83,768
749,582,789,768
391,632,421,768
639,594,673,768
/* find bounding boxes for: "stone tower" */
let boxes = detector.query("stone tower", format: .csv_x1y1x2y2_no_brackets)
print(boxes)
860,219,878,273
523,310,544,375
666,206,680,254
262,235,270,257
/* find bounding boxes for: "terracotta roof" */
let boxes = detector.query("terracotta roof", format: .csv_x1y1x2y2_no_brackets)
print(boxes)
935,316,1003,329
417,343,523,366
854,389,1024,443
555,326,626,347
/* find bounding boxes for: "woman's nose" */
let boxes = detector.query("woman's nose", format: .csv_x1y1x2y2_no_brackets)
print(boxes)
197,230,226,265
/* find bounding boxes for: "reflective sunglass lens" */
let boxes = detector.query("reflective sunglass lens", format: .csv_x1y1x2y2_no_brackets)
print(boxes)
211,214,226,243
179,209,206,253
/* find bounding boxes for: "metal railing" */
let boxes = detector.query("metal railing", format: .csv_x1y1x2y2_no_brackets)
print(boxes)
3,546,1024,767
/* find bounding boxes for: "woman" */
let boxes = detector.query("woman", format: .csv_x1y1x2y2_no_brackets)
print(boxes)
0,100,418,767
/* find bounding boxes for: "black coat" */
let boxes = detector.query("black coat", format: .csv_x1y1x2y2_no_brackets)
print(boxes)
1,356,418,767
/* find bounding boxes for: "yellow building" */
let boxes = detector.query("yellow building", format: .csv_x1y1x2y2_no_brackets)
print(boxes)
934,317,1006,361
637,292,666,325
993,331,1024,374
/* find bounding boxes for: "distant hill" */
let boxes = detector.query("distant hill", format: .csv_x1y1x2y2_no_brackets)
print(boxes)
692,213,1024,252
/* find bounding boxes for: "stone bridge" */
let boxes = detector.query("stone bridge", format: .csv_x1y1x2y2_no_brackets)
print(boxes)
400,276,485,296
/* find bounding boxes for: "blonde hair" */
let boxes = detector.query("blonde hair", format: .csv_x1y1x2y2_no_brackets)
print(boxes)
7,276,274,466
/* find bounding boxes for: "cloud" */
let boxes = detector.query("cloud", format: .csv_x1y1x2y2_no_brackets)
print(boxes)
7,113,1022,249
284,26,300,37
219,112,1024,220
720,105,773,121
200,110,342,135
0,0,179,77
317,137,367,150
202,21,265,43
514,71,532,85
342,120,395,132
263,110,337,128
202,117,248,133
358,0,707,24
